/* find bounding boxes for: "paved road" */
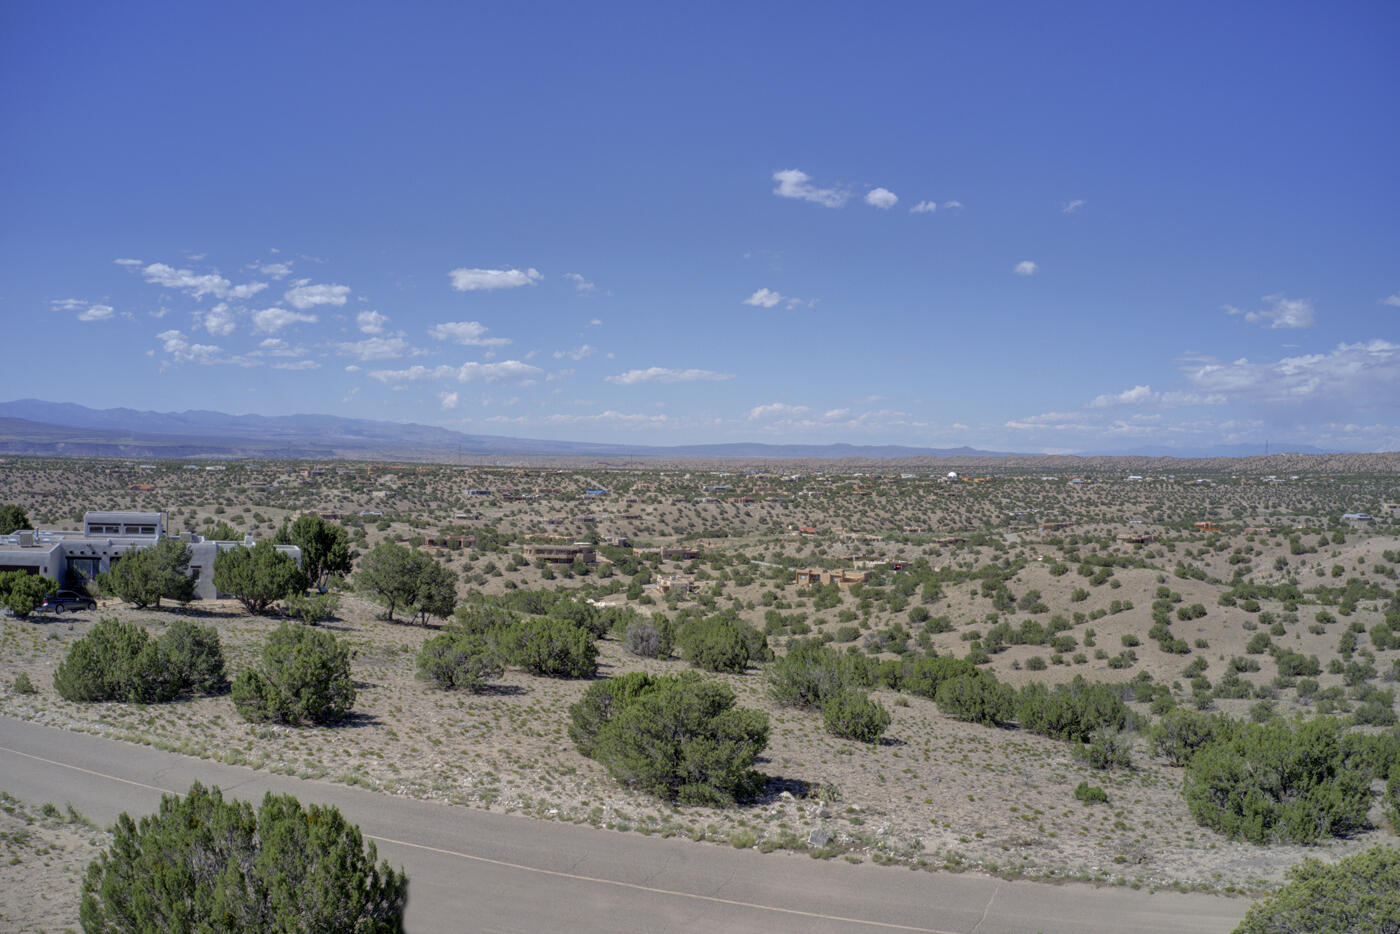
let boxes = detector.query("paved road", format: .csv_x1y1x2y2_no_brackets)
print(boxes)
0,717,1248,933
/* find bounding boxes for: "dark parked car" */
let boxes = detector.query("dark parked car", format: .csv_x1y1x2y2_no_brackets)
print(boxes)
41,591,96,613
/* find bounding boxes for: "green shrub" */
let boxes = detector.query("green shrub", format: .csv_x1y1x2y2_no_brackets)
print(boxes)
0,570,57,618
1016,677,1130,743
81,782,406,932
1075,728,1134,770
158,619,229,695
1074,781,1108,804
357,541,457,623
1232,845,1399,934
766,638,872,709
1184,717,1370,844
677,616,750,673
821,690,891,743
898,655,977,699
99,538,196,609
622,617,671,658
53,618,225,704
232,623,355,725
500,617,598,678
213,541,308,615
285,591,341,626
935,673,1016,727
1150,708,1236,766
574,674,769,805
1387,763,1400,830
416,631,503,692
568,672,670,758
12,671,37,695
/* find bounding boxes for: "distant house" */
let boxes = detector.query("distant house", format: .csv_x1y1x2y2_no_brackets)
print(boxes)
584,489,609,497
522,542,596,564
1341,513,1375,523
0,509,297,599
794,567,871,589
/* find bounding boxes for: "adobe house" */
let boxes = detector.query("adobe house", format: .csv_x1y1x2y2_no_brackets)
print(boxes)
0,510,299,600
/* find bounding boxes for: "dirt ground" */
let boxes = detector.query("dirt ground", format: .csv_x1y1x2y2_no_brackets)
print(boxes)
2,458,1399,930
0,791,108,934
2,596,1393,921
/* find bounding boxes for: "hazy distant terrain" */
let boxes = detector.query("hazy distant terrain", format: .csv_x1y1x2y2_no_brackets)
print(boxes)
0,399,1365,465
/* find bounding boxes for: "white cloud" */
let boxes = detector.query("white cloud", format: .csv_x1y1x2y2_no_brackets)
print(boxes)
1090,384,1155,407
252,307,317,334
369,364,456,383
606,367,734,386
427,320,510,346
335,336,412,361
457,360,541,383
490,411,670,427
53,299,118,322
256,262,293,279
226,282,267,300
255,338,302,357
771,169,849,208
587,317,603,327
748,402,810,420
155,329,238,365
1184,339,1400,406
554,344,595,360
369,360,542,385
440,391,459,410
823,408,850,420
284,280,349,309
865,187,898,209
1089,384,1225,408
356,310,388,334
1014,261,1038,276
942,201,964,211
77,304,114,322
142,262,265,301
910,201,938,214
274,359,320,371
344,365,361,373
743,288,784,308
1223,294,1315,330
1383,294,1400,308
113,258,142,267
197,303,237,337
1061,199,1086,214
448,267,542,291
563,272,596,293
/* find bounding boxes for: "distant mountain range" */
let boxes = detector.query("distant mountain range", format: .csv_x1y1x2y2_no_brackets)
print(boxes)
0,398,1358,463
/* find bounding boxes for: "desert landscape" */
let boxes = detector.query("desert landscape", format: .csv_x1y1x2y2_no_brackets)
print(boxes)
2,454,1397,930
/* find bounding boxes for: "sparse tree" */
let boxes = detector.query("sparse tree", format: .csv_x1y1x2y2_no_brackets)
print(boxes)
356,542,454,623
101,538,196,609
0,504,32,535
231,623,355,725
0,570,56,618
1232,845,1399,934
213,541,307,614
81,782,407,933
280,514,354,589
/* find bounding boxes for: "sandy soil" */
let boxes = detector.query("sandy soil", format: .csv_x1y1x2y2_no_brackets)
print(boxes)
0,791,108,933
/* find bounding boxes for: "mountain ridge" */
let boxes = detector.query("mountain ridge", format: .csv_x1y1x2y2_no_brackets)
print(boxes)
0,399,1364,463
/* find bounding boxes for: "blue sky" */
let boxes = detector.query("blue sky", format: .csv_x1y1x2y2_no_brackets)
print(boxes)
3,1,1397,453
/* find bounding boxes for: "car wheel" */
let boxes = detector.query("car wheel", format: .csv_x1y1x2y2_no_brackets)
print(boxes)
53,604,64,614
85,602,96,611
